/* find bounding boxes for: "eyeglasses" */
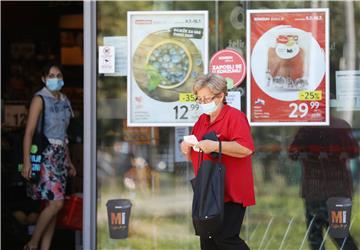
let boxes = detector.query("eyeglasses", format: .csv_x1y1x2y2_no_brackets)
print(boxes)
195,94,219,104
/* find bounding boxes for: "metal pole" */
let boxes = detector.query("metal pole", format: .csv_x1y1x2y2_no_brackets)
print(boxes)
215,0,219,51
84,1,97,249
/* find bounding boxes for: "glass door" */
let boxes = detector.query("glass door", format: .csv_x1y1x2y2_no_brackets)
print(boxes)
86,1,360,249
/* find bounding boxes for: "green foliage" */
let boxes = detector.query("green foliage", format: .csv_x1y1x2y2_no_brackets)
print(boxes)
145,64,164,92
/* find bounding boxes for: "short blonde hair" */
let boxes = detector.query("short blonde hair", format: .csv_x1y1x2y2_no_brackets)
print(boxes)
193,73,228,100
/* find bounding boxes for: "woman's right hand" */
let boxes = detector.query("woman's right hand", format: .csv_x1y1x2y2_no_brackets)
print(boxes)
180,141,192,156
22,159,32,181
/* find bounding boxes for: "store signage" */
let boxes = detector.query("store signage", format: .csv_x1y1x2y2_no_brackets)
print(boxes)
127,11,208,126
175,127,190,163
4,104,27,127
209,49,246,88
226,91,241,111
98,46,115,74
104,36,128,76
246,9,329,126
335,70,360,111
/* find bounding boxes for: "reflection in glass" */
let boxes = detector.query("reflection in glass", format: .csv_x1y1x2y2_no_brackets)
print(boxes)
289,110,359,249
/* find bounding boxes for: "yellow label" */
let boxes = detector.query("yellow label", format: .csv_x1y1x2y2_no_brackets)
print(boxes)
299,91,322,101
179,93,196,102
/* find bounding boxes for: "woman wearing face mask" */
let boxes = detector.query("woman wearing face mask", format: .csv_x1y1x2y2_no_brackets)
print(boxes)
180,73,255,250
22,62,76,250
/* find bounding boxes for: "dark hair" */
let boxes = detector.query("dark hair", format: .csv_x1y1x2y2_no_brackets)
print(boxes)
41,62,64,78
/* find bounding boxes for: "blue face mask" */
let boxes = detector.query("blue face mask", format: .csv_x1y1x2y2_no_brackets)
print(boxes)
46,78,64,91
200,101,218,115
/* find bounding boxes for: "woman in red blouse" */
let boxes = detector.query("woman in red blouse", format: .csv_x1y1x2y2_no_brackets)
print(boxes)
181,73,255,250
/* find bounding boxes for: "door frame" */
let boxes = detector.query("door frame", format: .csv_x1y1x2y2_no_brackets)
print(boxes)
83,2,97,249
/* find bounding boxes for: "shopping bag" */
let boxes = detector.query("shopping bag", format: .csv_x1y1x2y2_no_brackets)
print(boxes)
22,95,50,184
57,194,83,231
191,131,225,238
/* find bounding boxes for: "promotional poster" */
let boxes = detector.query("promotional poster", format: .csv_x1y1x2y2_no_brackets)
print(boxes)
247,9,329,126
127,11,208,126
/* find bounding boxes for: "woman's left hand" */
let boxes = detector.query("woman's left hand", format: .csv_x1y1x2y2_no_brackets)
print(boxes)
197,140,219,154
68,162,77,177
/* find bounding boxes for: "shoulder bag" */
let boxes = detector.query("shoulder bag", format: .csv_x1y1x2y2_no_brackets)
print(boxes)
28,95,50,183
191,131,225,238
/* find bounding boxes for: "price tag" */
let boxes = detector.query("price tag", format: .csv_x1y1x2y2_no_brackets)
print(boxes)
173,103,200,120
299,91,322,101
179,93,196,103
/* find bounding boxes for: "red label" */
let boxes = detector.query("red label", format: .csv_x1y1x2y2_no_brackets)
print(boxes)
209,49,246,87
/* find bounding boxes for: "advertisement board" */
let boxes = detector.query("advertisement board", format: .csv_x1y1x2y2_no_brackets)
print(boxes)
247,9,329,126
127,11,208,126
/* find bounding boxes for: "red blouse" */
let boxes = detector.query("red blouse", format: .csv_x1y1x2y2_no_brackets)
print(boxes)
190,104,256,206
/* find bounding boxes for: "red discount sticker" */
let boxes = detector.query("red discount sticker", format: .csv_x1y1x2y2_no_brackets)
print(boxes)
209,49,246,88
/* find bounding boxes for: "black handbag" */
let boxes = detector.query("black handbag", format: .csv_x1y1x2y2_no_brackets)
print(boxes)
191,131,225,238
28,95,50,183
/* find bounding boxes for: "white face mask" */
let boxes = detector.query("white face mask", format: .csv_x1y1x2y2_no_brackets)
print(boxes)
200,101,218,115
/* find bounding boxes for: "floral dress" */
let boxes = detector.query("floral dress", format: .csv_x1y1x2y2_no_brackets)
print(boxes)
27,144,70,200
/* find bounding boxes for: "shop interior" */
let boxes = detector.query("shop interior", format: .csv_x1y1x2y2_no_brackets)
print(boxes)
1,2,84,249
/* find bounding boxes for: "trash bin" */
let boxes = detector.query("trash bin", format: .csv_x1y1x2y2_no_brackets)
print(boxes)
106,199,132,239
326,197,352,238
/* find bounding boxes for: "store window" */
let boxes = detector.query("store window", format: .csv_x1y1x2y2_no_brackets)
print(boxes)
95,1,359,249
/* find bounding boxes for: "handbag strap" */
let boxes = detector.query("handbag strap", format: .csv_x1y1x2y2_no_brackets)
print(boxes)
197,150,204,170
218,141,222,163
37,95,46,134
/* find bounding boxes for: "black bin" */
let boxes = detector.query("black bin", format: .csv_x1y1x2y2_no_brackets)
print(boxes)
106,199,132,239
326,197,352,238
